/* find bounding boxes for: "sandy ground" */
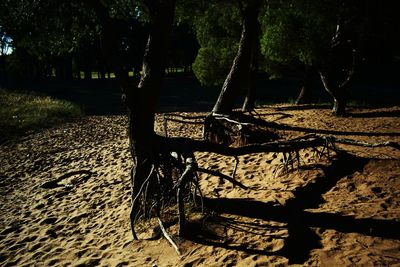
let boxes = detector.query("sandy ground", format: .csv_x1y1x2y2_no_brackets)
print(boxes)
1,106,400,266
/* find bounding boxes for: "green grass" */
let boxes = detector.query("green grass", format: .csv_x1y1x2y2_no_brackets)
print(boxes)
0,89,83,143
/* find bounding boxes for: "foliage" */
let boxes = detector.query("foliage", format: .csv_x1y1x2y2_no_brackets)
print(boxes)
259,0,400,78
0,89,82,142
259,0,341,77
0,0,147,79
190,2,241,85
193,42,238,86
1,0,96,57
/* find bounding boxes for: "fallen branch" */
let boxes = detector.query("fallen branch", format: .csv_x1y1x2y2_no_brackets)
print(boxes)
333,138,400,149
163,113,206,120
163,117,204,125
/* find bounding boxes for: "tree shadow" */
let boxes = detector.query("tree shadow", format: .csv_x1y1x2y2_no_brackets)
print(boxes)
349,110,400,118
274,105,332,111
188,153,400,264
245,111,294,122
236,113,400,137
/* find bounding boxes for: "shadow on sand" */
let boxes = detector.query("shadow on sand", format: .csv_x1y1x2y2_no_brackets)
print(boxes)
237,113,400,137
188,153,400,264
349,110,400,118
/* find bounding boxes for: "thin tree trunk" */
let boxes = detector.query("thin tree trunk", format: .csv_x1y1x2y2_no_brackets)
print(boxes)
212,0,261,115
242,80,256,111
64,56,73,81
242,25,260,111
295,67,313,105
84,68,91,81
319,71,347,115
318,22,356,116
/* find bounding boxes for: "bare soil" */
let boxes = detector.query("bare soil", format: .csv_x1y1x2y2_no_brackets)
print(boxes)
1,105,399,266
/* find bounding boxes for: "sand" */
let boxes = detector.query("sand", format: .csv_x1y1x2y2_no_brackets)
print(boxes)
1,106,399,266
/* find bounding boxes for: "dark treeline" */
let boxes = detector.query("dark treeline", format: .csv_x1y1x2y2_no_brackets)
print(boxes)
0,20,197,84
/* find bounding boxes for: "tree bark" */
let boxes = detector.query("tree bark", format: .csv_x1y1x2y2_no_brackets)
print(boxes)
212,0,262,115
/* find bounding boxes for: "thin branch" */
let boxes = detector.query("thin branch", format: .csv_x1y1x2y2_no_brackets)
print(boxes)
157,218,181,257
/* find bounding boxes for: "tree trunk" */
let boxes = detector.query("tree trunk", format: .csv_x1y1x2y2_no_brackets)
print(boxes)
295,67,313,105
212,0,261,115
64,56,73,81
84,68,91,81
319,71,346,116
90,0,176,239
242,81,256,111
317,22,356,116
242,25,260,112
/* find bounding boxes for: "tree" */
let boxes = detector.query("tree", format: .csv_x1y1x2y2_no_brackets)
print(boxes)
260,0,353,114
0,0,101,81
184,0,262,114
190,1,241,86
169,23,199,74
211,0,263,115
0,0,149,82
260,0,400,115
86,0,177,238
3,0,400,248
0,0,177,238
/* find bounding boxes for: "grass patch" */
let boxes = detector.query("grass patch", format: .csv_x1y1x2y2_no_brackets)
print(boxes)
0,89,83,143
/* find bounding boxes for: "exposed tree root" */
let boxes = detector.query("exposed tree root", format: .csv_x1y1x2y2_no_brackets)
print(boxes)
130,131,400,239
157,217,181,257
333,138,400,149
128,112,400,253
